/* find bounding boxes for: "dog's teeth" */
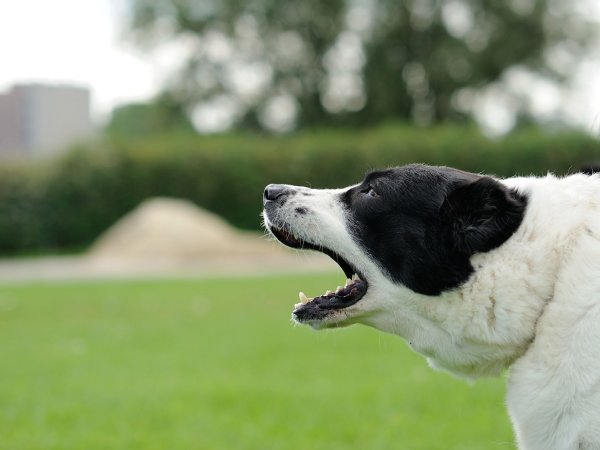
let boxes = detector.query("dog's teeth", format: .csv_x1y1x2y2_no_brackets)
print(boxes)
299,292,310,304
352,274,359,281
326,290,333,295
336,286,343,292
345,278,352,287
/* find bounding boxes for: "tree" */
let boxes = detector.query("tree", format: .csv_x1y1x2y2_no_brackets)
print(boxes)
124,0,595,132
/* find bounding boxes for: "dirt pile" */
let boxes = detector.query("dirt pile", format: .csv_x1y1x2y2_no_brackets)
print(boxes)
89,197,284,259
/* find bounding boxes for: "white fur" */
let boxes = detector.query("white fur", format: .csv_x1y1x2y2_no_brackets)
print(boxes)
264,173,600,450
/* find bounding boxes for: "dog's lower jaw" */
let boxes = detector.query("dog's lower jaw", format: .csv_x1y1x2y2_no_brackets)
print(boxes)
292,304,368,329
293,315,346,330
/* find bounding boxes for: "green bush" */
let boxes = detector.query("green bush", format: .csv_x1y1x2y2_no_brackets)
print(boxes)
0,123,598,255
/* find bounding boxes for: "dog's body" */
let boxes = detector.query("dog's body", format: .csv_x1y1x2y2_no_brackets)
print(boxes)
262,165,600,450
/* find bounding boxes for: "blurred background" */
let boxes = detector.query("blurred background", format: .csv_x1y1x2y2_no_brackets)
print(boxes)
0,1,599,449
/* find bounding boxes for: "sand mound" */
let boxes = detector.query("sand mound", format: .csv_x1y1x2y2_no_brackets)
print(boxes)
90,197,284,259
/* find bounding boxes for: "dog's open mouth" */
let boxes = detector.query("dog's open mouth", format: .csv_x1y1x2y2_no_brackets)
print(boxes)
269,226,368,322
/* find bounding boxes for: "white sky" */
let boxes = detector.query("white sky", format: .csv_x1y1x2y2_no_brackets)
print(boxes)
0,0,598,134
0,0,165,122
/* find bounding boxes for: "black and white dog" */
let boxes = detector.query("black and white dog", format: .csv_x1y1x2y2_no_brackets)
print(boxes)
262,164,600,450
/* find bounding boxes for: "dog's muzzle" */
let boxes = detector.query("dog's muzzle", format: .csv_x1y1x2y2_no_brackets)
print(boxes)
262,184,369,325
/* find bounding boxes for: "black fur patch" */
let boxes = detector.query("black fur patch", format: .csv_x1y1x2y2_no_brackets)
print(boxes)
341,164,527,296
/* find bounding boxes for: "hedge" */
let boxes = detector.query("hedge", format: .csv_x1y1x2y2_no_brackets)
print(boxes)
0,123,599,254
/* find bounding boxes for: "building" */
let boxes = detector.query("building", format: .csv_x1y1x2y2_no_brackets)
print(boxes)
0,83,93,158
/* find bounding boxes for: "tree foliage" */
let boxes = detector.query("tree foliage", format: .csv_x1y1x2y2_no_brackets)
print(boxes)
124,0,594,131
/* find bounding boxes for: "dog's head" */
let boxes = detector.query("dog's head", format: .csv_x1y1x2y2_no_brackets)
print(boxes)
262,164,526,329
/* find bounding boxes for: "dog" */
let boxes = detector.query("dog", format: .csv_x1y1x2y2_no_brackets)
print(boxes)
262,164,600,450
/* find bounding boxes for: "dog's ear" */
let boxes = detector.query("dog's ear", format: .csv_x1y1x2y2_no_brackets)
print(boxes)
442,177,526,255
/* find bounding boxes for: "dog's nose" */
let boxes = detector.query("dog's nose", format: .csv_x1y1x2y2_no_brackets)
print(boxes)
263,184,288,204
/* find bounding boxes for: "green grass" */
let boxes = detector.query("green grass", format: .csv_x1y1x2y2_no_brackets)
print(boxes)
0,274,515,449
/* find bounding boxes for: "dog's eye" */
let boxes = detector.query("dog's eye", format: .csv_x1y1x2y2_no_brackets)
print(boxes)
362,186,379,198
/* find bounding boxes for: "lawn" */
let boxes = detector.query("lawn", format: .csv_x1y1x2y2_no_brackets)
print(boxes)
0,274,515,450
